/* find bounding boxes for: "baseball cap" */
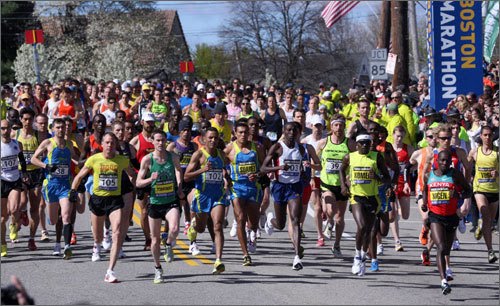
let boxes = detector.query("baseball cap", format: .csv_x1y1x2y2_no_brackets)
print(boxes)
179,118,193,131
322,91,332,98
207,92,216,100
214,103,227,114
311,115,325,126
141,112,155,122
113,79,120,85
142,84,151,91
20,93,30,100
447,107,460,117
196,83,205,91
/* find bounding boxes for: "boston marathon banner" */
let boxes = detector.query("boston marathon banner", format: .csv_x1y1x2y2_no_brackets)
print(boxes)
427,1,483,111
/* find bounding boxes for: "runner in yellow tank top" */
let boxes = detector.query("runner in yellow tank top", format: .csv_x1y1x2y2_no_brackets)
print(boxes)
468,125,499,264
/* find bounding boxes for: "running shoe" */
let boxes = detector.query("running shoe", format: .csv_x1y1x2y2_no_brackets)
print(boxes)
187,226,198,242
441,282,451,295
9,223,18,241
104,270,118,283
370,260,379,272
445,268,454,281
376,243,384,255
242,255,252,266
20,210,29,227
70,232,77,245
458,218,466,234
164,245,173,263
153,268,163,284
229,220,238,237
488,250,498,264
210,244,216,254
256,228,261,239
264,212,274,236
475,219,483,240
212,259,225,274
92,244,102,262
421,249,431,266
316,237,325,247
183,221,190,236
323,224,333,240
394,242,404,252
248,241,257,254
189,242,201,256
40,230,50,242
52,243,61,256
451,239,460,251
63,245,73,260
1,244,7,257
102,231,112,251
419,226,429,246
292,255,303,270
331,245,342,258
352,256,361,275
358,258,366,276
27,238,37,251
118,248,126,259
259,214,267,229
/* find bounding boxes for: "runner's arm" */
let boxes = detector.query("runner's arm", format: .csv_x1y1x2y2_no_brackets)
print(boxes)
136,155,152,188
30,139,50,169
71,165,91,191
260,143,283,173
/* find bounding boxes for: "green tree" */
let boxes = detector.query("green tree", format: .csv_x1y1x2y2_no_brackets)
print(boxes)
193,43,231,80
1,1,37,83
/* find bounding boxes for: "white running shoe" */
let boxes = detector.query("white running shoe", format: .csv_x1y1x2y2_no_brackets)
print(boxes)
102,231,112,251
446,268,454,281
153,268,163,284
259,214,267,229
265,212,275,236
358,259,366,276
92,244,102,262
352,256,361,275
229,220,238,237
52,243,61,256
323,224,333,240
292,255,303,270
256,228,261,239
376,244,384,256
189,242,201,256
451,239,460,251
458,218,466,234
248,241,257,253
118,248,126,259
104,270,118,283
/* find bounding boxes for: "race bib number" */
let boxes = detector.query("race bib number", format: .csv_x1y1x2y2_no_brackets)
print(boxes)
430,188,450,205
98,173,118,191
155,180,174,197
1,156,18,171
477,167,495,183
282,159,301,176
206,170,223,183
238,162,256,176
52,165,69,177
24,151,34,165
325,158,342,174
180,154,192,168
352,167,373,184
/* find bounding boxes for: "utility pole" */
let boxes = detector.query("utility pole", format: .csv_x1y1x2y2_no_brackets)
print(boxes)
390,0,409,89
378,0,391,49
408,1,420,78
234,41,244,82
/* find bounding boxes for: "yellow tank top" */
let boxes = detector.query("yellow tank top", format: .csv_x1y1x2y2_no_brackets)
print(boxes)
349,151,380,197
210,118,232,143
188,107,202,123
16,131,39,171
473,146,499,193
84,153,129,196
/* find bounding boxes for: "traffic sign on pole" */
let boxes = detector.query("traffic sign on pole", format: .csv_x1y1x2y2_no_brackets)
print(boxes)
369,48,388,80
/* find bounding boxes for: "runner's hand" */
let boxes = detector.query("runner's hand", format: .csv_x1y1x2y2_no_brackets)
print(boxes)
45,164,58,173
150,172,159,180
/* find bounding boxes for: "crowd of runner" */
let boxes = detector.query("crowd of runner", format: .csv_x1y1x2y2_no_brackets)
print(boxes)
1,62,499,294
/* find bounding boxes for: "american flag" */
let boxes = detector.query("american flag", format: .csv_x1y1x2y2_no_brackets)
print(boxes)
321,1,360,28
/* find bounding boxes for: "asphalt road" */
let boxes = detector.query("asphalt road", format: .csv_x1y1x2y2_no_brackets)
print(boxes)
1,198,498,305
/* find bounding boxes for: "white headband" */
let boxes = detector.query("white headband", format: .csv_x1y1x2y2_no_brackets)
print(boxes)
356,134,372,142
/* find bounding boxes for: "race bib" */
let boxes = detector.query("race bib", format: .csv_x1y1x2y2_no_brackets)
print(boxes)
282,159,301,176
477,167,495,183
205,169,223,183
325,158,342,174
430,188,450,205
180,154,192,168
24,151,34,165
52,165,69,177
352,167,373,184
155,179,175,197
98,173,118,191
238,162,256,176
1,156,18,171
399,162,406,174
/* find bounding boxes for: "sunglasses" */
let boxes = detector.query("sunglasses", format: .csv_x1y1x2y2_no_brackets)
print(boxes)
426,135,434,139
438,136,451,141
1,127,9,130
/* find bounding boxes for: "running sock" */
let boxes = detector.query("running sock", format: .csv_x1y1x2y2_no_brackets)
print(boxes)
63,223,73,247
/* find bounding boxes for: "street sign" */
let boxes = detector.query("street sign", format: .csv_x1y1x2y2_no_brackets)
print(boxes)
369,48,388,80
25,29,44,44
179,61,195,73
386,53,397,75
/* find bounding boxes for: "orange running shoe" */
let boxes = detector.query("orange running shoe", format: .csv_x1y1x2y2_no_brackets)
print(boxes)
419,226,429,246
70,232,77,245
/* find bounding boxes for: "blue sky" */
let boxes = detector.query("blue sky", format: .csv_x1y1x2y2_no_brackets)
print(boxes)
156,1,426,49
